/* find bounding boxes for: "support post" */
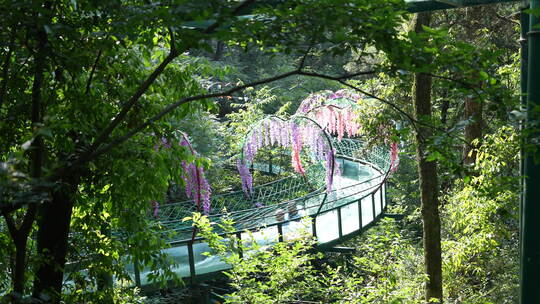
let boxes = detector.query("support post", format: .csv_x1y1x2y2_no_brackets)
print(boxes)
236,232,243,259
337,207,343,238
312,216,317,238
371,193,376,220
133,258,141,287
188,242,196,284
379,187,384,214
521,0,540,302
358,199,363,229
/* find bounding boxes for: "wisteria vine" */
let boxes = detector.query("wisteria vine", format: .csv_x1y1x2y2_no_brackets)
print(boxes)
297,89,362,141
153,133,212,215
298,89,400,173
179,133,212,214
238,116,338,199
151,90,399,219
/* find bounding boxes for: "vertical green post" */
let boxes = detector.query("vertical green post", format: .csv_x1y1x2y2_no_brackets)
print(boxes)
521,0,540,302
188,242,196,284
519,3,529,302
133,257,141,287
337,207,343,238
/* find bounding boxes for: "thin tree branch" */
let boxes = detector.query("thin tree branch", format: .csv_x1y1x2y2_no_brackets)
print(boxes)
88,69,381,161
298,71,471,146
85,49,103,95
426,72,484,100
297,43,314,70
3,215,18,241
0,27,16,110
88,69,304,161
495,12,520,26
75,0,257,169
167,27,177,53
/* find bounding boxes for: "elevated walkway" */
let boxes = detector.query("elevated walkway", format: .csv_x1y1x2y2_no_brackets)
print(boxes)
128,138,392,287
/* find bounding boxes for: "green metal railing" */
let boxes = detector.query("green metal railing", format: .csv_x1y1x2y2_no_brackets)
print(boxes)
130,138,393,287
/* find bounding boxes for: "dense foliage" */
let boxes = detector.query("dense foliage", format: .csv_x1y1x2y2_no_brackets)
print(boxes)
0,0,526,303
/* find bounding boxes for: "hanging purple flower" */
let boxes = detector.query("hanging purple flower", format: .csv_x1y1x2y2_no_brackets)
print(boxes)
290,122,305,176
390,142,399,173
151,200,159,217
237,158,253,196
244,141,255,164
179,132,212,214
161,137,171,149
325,150,335,192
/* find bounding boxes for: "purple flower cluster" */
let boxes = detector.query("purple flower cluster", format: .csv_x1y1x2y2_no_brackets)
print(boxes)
313,105,360,141
243,117,291,164
290,122,305,175
151,200,159,217
154,136,172,151
390,142,399,173
297,90,362,142
240,117,294,198
178,132,212,214
236,158,253,196
297,89,361,115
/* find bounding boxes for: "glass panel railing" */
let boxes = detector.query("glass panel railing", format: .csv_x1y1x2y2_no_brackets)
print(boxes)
194,241,229,276
316,210,339,243
374,188,382,216
341,201,360,235
361,195,374,227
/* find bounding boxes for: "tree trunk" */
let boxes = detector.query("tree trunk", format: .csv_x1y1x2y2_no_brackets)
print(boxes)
461,7,484,166
413,12,443,304
12,237,28,294
32,181,78,303
462,95,483,165
4,212,35,296
213,40,225,61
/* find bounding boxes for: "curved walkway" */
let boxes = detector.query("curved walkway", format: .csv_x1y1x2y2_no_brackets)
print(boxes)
129,138,391,287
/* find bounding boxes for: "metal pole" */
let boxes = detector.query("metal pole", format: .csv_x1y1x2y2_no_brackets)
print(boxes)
358,200,363,229
337,207,343,238
519,3,529,302
133,257,141,287
521,0,540,301
188,242,196,284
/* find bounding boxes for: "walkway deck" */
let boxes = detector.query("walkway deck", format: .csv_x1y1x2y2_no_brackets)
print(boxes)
127,138,392,287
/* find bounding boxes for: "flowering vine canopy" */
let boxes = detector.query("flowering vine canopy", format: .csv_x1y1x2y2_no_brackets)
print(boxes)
152,89,400,216
237,89,400,203
237,115,337,197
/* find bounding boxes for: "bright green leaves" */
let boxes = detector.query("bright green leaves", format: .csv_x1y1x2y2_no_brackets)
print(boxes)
226,0,407,58
441,127,520,302
189,214,361,304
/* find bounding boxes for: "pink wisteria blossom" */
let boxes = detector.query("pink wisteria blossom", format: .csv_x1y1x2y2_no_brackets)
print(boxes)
297,90,362,141
151,200,159,217
390,142,399,173
179,133,212,214
239,116,338,194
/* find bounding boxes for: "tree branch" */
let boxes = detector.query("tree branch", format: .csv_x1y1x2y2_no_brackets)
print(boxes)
3,215,18,241
87,69,304,161
75,0,257,169
85,48,103,95
426,72,485,100
80,47,180,164
298,70,471,146
0,27,16,111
